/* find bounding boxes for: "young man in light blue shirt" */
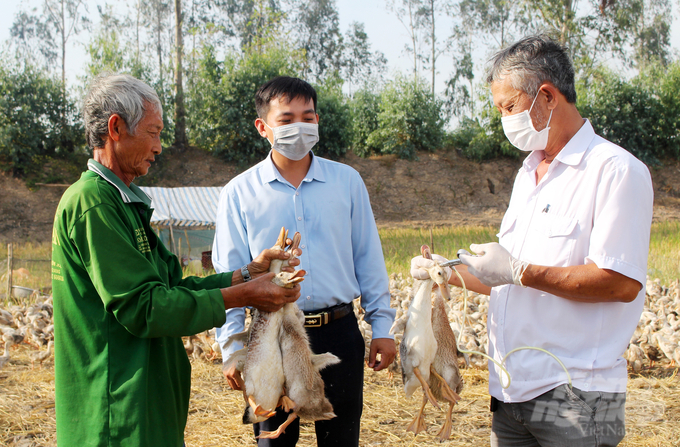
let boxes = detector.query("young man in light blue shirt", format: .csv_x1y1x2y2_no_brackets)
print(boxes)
212,76,396,446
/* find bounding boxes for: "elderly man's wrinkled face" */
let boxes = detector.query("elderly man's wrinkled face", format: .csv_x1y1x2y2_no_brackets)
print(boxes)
114,105,163,181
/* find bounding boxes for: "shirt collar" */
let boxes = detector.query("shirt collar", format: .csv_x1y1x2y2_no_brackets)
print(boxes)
522,119,595,172
261,150,326,186
87,159,152,206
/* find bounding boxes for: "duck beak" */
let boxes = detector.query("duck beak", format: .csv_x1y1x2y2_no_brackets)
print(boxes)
438,282,451,300
290,269,306,283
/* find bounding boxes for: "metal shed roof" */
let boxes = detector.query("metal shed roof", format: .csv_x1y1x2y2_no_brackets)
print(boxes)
139,186,222,228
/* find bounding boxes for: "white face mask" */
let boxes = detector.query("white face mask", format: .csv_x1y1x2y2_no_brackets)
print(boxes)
264,121,319,161
501,90,553,152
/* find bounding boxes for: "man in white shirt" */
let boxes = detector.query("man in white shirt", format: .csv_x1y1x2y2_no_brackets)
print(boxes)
412,35,652,446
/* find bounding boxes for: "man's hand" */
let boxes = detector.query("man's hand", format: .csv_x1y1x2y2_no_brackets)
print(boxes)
248,242,302,277
223,364,245,391
459,242,529,287
410,254,451,280
241,272,301,312
367,338,396,372
222,272,302,312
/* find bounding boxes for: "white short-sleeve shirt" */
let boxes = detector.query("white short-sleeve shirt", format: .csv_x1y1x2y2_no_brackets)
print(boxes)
489,119,653,403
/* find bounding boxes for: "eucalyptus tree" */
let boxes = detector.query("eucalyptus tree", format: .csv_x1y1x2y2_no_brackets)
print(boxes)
418,0,448,95
174,0,188,148
341,22,387,96
10,0,89,90
519,0,672,73
223,0,285,50
291,0,344,82
386,0,427,81
142,0,173,94
592,0,673,68
83,5,126,79
455,0,522,49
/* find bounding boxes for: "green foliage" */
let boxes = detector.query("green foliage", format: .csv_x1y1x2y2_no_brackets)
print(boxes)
349,89,382,157
577,65,680,164
0,63,84,176
366,76,446,160
640,61,680,155
187,42,303,165
313,74,351,159
449,102,517,162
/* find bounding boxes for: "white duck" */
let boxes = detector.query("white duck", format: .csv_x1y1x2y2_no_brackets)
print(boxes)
390,245,451,432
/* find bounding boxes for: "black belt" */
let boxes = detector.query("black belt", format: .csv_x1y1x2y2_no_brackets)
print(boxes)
303,302,353,328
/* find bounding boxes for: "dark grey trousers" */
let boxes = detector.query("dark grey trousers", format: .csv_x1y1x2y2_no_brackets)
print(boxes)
490,384,626,447
253,312,365,446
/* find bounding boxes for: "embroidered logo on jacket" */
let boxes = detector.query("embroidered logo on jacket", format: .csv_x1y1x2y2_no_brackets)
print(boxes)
134,228,151,254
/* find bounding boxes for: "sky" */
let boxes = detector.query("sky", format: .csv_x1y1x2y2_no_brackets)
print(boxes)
0,0,679,97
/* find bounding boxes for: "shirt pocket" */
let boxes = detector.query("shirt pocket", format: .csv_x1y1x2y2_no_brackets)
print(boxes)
525,213,579,267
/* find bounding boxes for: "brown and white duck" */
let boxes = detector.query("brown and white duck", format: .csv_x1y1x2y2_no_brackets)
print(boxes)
422,245,463,441
241,227,295,424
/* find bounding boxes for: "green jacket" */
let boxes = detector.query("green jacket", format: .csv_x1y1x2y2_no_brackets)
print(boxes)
51,160,229,447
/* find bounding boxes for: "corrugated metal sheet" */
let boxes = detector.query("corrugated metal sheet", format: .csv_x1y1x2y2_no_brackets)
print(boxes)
139,186,222,227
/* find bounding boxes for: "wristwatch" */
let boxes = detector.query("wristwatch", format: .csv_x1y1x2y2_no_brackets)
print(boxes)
240,264,252,282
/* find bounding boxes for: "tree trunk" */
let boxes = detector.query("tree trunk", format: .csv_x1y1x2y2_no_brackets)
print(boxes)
430,0,435,96
174,0,187,148
136,0,141,61
408,1,417,81
61,0,66,88
157,3,163,93
60,0,66,124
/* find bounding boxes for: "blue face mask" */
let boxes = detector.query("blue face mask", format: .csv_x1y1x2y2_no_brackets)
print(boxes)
264,121,319,161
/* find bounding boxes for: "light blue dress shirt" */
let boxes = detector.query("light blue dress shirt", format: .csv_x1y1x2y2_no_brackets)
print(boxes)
213,151,395,359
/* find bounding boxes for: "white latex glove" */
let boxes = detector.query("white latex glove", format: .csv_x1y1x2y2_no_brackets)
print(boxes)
458,242,529,287
410,254,452,280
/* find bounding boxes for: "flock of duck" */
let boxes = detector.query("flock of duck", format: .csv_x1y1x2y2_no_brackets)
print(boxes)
0,295,54,370
2,249,680,442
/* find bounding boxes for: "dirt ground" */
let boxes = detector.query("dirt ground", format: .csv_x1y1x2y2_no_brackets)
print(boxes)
3,147,680,243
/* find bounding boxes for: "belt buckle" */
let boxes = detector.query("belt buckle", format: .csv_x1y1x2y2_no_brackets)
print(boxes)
305,313,324,327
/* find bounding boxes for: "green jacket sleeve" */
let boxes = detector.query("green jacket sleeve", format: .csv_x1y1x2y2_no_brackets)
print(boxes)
156,233,233,291
70,203,228,338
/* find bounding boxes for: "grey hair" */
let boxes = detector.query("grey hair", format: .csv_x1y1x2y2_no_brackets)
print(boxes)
486,34,577,103
83,74,163,150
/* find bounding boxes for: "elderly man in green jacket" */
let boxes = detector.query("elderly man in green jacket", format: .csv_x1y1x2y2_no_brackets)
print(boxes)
51,74,301,446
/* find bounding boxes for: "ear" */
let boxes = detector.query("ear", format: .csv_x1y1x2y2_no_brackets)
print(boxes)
108,114,125,142
540,83,559,111
315,113,320,123
254,118,268,138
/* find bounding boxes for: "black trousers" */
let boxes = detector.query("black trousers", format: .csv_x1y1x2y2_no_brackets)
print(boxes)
253,312,365,446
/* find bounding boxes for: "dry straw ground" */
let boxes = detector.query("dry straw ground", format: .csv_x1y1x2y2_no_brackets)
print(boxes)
1,342,679,447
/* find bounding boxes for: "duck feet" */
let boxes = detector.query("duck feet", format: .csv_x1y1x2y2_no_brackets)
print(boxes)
430,368,462,403
247,395,276,418
406,395,428,434
413,367,440,410
436,402,454,442
278,395,296,413
256,412,298,440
